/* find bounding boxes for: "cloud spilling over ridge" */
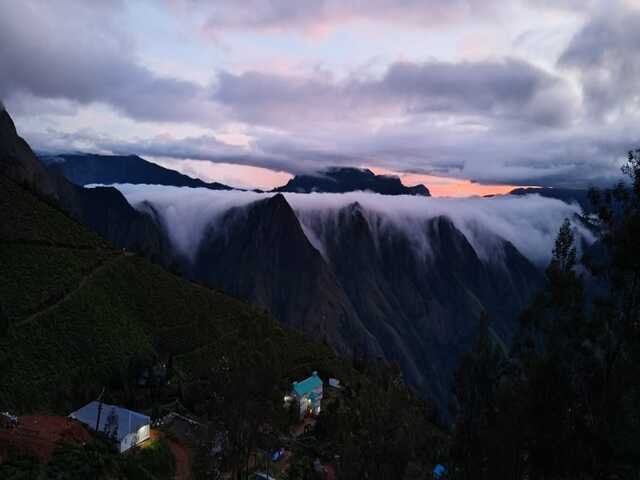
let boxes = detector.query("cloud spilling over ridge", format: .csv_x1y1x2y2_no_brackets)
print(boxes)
286,191,593,265
108,184,593,266
110,184,265,259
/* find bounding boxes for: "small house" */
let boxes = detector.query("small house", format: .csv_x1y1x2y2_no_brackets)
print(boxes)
69,401,150,453
291,371,323,419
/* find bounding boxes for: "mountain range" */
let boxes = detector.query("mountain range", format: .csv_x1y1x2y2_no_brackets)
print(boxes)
179,195,542,409
8,112,549,415
0,109,348,415
39,153,432,197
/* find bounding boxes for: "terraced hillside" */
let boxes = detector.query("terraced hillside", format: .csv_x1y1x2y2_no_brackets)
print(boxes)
0,174,344,413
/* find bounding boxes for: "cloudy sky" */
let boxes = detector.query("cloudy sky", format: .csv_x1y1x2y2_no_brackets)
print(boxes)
2,0,639,193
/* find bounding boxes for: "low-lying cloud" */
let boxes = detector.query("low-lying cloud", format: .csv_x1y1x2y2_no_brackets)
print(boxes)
108,184,593,267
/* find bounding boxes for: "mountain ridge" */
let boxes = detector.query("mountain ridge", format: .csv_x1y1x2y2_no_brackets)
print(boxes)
173,192,543,410
508,186,592,212
0,107,354,415
0,120,175,263
274,166,431,196
41,153,234,191
4,105,540,416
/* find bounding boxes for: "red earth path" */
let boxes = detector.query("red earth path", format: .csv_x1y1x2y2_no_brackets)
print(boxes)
0,415,91,463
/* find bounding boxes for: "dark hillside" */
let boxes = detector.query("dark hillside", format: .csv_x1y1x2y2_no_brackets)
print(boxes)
0,106,172,263
0,174,339,412
0,156,444,480
0,107,444,477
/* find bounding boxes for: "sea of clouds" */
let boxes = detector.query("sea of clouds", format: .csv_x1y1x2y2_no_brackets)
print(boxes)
102,184,595,267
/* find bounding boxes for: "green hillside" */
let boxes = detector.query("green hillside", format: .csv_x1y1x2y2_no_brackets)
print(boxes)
0,175,342,412
0,173,444,478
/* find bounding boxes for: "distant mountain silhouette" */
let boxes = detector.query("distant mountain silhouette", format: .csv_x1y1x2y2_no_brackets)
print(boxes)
509,187,592,212
40,153,233,190
0,113,172,262
274,167,430,196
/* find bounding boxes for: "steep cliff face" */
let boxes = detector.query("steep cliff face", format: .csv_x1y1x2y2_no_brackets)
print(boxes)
189,196,542,410
192,194,382,356
299,203,542,407
1,105,541,414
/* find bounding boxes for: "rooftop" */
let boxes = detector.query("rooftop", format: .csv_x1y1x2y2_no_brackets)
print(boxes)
292,371,323,397
69,401,149,442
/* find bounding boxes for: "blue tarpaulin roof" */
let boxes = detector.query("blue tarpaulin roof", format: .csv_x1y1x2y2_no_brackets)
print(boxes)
433,464,447,478
69,401,149,442
292,372,322,396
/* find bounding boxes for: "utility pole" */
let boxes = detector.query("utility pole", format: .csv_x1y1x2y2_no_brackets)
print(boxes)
95,387,105,432
266,450,270,479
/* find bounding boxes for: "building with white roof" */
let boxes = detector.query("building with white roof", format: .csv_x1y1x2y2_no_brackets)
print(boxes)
69,401,150,453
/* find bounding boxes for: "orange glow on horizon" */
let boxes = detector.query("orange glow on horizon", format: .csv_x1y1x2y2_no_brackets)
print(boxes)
147,157,293,190
369,167,522,197
146,157,522,196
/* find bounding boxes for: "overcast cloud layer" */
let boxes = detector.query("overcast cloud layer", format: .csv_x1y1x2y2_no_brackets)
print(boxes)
2,0,639,188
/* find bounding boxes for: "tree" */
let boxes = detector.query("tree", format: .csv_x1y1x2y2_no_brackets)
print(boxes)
0,302,7,336
450,150,640,478
450,311,512,479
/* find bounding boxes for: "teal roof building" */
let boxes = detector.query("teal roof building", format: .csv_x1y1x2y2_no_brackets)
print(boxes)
291,371,323,419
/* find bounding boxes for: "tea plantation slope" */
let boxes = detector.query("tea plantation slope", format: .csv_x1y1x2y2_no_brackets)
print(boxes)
0,175,341,412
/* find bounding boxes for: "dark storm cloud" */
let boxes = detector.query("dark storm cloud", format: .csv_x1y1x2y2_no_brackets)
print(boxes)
375,59,575,127
0,1,217,124
92,133,302,174
559,4,640,121
2,0,636,189
214,58,577,129
53,110,627,188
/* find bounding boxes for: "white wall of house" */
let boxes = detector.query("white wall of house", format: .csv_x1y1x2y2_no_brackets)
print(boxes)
294,386,323,419
118,423,150,453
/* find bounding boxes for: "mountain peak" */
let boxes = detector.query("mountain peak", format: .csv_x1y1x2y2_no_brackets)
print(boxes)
0,107,17,138
0,107,57,198
269,192,289,205
275,166,431,196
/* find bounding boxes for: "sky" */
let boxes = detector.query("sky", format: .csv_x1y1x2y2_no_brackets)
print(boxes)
2,0,639,194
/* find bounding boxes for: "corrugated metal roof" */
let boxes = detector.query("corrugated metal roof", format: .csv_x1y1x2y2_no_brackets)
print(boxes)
69,401,149,441
292,372,323,396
